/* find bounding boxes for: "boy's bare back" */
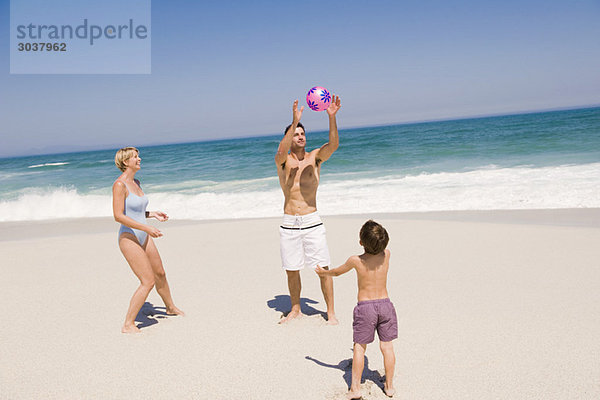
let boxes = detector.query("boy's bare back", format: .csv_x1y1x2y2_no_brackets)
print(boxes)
348,249,390,302
315,219,392,301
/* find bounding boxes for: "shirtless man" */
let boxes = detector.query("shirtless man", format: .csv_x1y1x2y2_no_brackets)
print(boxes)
275,95,341,324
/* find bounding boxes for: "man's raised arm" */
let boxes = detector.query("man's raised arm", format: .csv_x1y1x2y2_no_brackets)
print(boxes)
275,100,304,167
317,95,341,164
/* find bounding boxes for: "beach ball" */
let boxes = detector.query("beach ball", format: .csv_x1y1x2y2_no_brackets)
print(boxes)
306,86,331,112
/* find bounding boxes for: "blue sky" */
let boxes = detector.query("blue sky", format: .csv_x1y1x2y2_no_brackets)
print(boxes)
1,0,599,157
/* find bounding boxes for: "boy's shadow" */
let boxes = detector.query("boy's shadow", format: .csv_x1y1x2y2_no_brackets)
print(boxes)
305,354,385,391
135,302,169,329
266,295,327,319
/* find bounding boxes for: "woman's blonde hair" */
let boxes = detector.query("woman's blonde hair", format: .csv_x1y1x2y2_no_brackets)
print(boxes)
115,147,139,172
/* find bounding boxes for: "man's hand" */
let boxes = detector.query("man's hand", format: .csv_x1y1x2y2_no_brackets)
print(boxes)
293,99,304,124
326,95,341,117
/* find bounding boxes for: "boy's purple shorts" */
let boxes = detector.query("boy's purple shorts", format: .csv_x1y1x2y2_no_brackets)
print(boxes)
352,298,398,344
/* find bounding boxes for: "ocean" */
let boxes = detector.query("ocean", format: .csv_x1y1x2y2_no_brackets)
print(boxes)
1,107,599,222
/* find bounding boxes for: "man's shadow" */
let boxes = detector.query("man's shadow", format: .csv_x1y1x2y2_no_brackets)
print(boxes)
267,295,327,319
135,302,169,329
305,354,385,391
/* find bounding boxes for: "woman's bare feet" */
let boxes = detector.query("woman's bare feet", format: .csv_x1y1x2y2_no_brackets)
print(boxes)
326,313,339,325
166,306,185,316
383,385,395,397
121,324,141,334
346,389,362,399
279,309,303,324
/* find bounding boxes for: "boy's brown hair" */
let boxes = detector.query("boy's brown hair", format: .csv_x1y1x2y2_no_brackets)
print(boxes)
360,220,389,255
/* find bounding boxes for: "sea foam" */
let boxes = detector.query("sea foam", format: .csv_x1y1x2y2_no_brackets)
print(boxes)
0,163,598,222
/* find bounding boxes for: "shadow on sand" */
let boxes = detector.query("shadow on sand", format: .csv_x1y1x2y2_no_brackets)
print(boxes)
266,294,327,319
135,302,169,329
305,354,385,391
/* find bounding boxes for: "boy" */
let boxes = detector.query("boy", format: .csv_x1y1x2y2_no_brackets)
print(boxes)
316,220,397,399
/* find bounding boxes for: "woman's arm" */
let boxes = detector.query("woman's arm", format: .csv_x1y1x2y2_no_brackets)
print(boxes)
146,211,169,221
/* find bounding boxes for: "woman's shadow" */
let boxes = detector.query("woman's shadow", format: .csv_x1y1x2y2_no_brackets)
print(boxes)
266,294,327,319
305,353,385,391
135,302,169,329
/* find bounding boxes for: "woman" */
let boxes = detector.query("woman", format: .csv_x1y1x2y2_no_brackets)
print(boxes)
112,147,184,333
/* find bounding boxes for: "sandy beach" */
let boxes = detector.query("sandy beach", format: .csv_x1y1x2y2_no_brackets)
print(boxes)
1,209,599,399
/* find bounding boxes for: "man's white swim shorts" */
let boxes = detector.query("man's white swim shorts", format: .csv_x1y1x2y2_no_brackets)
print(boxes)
279,211,331,271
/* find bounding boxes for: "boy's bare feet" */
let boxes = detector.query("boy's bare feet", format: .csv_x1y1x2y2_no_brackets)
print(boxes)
121,324,141,334
166,306,185,316
383,385,395,397
279,309,303,324
346,389,362,399
326,313,339,325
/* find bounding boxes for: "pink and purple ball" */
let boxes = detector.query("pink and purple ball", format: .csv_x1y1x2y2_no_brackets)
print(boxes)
306,86,331,112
